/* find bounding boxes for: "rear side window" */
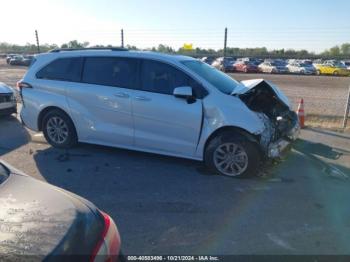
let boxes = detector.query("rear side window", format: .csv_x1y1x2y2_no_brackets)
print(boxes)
36,57,83,82
140,60,207,98
82,57,138,89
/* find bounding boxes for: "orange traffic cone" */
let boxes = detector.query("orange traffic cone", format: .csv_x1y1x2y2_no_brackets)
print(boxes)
297,98,305,128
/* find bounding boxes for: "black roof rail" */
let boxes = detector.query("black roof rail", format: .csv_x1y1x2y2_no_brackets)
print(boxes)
49,47,128,53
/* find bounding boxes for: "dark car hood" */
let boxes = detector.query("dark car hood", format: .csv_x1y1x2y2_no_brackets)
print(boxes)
0,170,103,259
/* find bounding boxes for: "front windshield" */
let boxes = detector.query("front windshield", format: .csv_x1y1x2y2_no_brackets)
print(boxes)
181,60,240,95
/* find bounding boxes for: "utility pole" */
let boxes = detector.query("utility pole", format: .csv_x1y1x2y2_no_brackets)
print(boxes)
224,27,227,58
121,29,124,48
342,84,350,129
35,30,40,53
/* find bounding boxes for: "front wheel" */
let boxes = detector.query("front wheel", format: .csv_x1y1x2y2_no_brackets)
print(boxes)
204,132,261,178
42,109,78,149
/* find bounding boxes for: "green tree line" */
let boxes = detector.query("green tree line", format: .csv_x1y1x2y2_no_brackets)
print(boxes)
1,41,350,59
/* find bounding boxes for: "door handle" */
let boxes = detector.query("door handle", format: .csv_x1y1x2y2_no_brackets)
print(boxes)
134,96,151,101
114,92,129,98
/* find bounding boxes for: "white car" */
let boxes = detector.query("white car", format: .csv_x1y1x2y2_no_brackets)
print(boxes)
286,62,316,75
342,61,350,70
258,62,289,74
0,82,17,116
19,48,299,178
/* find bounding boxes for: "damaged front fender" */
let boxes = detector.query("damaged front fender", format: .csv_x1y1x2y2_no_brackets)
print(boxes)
237,79,300,158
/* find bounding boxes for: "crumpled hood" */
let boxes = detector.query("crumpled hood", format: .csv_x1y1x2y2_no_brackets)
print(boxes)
233,79,291,108
0,82,14,94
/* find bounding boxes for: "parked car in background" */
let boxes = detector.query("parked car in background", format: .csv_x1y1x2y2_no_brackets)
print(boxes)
212,57,236,72
300,59,313,66
19,48,299,178
258,61,289,74
233,61,259,73
341,60,350,70
286,62,316,75
236,57,262,65
9,55,34,66
0,160,121,261
9,55,25,65
314,61,350,76
6,54,17,64
0,82,16,116
22,55,35,66
200,56,216,65
312,59,323,65
273,59,288,67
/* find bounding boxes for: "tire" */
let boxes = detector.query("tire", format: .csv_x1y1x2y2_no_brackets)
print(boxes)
204,131,260,178
333,71,339,76
316,70,321,75
42,109,77,149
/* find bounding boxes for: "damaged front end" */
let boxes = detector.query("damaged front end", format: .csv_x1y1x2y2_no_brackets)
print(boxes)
236,79,300,158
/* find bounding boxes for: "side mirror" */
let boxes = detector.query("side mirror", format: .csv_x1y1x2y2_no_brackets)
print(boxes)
173,86,193,98
173,86,196,104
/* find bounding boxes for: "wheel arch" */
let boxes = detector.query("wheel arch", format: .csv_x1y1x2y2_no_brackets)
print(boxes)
37,106,75,132
203,126,261,157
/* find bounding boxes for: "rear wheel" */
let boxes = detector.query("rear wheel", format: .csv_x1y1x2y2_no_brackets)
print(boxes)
333,71,339,76
42,109,77,148
205,132,260,178
316,70,321,75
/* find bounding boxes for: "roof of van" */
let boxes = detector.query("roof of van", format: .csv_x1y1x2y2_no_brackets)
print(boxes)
36,49,196,63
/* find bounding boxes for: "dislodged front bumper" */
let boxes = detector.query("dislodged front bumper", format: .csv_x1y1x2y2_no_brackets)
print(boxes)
267,122,300,158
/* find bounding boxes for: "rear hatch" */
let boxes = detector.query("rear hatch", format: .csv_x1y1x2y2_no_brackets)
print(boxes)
0,163,104,260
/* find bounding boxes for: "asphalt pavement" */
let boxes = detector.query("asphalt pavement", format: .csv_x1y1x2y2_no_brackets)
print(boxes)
1,114,350,255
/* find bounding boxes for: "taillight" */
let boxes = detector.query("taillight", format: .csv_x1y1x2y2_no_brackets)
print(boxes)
91,211,121,262
16,81,32,91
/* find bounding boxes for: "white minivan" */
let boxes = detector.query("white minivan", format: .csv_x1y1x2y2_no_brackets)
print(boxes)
19,48,299,178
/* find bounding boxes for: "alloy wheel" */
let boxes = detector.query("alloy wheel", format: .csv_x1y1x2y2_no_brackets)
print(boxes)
213,143,249,176
46,116,69,144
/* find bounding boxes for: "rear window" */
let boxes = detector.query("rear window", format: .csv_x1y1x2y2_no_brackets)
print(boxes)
36,57,83,82
82,57,138,88
0,163,9,184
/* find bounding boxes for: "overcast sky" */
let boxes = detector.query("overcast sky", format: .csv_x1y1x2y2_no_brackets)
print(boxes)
1,0,350,52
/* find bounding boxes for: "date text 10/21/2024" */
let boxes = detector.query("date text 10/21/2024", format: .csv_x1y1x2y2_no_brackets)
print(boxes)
126,256,220,261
